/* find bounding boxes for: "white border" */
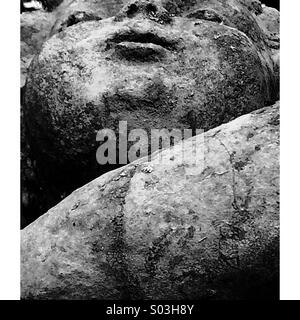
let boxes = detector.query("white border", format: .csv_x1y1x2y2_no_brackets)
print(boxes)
0,1,20,300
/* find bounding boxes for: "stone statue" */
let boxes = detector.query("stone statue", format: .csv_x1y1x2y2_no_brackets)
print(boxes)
22,0,279,225
21,0,280,300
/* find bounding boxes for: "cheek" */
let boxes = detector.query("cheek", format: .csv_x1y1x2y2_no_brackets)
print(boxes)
84,65,115,99
165,38,274,130
182,37,269,97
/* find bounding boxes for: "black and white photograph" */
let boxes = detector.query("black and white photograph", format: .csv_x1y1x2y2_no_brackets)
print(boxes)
1,0,299,305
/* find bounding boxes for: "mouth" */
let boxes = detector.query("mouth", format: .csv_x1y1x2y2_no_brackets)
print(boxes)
105,29,178,61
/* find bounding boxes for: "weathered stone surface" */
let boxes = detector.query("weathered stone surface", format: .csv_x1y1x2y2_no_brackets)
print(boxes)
48,0,125,36
21,102,279,300
21,1,279,88
21,10,55,87
21,1,126,87
249,2,280,97
23,0,278,200
241,1,279,53
21,9,58,226
252,3,280,54
256,5,279,39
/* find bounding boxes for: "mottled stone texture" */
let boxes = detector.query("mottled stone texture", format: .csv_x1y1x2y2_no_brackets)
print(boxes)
21,0,279,226
21,0,280,87
21,1,127,87
21,10,55,87
21,102,279,300
23,0,277,197
48,0,126,36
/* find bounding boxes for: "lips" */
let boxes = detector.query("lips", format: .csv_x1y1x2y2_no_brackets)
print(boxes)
105,29,178,61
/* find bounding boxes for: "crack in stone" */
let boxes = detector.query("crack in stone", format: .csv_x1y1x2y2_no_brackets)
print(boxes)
104,166,145,299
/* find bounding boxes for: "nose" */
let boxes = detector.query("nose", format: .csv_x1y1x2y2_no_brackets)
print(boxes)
115,0,172,24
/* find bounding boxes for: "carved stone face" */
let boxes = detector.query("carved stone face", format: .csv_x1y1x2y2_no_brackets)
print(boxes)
24,0,277,178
